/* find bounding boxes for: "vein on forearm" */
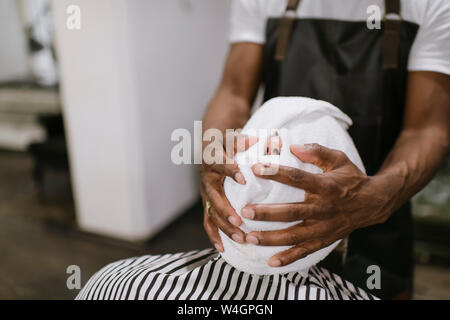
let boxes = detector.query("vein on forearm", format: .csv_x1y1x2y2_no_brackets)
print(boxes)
377,126,449,214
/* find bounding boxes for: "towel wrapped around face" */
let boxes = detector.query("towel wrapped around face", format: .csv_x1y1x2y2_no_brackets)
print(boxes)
219,97,365,275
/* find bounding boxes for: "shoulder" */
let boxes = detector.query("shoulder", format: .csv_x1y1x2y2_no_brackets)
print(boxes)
232,0,449,23
402,0,450,26
406,0,450,75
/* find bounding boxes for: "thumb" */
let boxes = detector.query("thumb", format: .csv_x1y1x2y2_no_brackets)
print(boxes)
290,143,347,172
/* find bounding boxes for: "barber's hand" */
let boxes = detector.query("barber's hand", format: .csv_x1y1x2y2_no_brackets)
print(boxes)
243,143,390,267
199,133,258,252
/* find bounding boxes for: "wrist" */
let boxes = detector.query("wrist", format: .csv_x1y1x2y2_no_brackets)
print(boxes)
352,174,399,230
369,171,405,224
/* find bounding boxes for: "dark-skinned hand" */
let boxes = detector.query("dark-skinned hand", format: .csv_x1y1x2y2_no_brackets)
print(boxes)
242,143,391,268
199,133,258,252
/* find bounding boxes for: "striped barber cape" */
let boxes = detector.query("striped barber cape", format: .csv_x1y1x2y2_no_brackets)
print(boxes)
76,248,378,300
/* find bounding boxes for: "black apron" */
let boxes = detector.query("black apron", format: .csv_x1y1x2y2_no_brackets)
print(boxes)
262,0,419,299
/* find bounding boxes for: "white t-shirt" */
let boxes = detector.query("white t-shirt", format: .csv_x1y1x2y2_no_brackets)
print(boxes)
229,0,450,75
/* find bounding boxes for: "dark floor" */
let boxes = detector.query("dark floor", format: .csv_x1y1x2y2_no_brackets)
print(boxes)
0,150,210,299
1,150,449,300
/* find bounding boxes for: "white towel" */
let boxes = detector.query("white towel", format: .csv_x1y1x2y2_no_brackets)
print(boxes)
220,97,366,275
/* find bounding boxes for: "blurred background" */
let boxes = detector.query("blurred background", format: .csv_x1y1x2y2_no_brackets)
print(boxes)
0,0,448,300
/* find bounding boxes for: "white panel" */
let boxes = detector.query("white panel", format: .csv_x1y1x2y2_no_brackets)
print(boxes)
125,0,230,238
0,0,30,82
52,0,230,241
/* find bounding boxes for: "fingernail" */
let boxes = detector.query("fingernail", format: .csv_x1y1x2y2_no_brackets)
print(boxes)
246,235,259,245
234,172,246,185
301,144,315,150
228,216,241,226
290,145,305,152
214,243,224,252
269,258,281,267
252,164,265,176
232,233,244,243
241,208,255,220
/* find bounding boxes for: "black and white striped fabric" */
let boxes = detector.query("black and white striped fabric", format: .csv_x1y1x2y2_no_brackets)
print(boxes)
76,249,377,300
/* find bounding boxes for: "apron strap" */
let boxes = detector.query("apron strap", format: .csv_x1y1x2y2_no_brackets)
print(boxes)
275,0,301,61
275,0,402,68
383,0,402,69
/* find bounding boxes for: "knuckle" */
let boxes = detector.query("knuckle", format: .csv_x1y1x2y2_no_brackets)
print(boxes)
200,175,208,188
303,206,314,220
287,232,299,245
203,218,214,232
299,246,310,257
203,180,214,195
323,179,339,194
315,238,325,249
199,164,208,174
227,163,239,173
319,203,333,218
304,192,316,203
290,168,303,183
337,150,346,158
319,220,333,235
309,143,324,157
254,210,265,220
279,256,291,266
209,210,219,224
309,143,321,151
287,206,299,221
336,150,348,163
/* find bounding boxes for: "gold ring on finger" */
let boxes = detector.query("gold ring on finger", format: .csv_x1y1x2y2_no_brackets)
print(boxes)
206,200,212,217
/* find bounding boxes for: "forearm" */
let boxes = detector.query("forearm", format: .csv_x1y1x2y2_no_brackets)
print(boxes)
372,127,449,223
202,43,262,137
202,87,251,135
359,71,450,227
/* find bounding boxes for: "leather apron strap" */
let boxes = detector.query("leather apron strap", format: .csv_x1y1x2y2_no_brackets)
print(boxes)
275,0,301,61
383,0,402,68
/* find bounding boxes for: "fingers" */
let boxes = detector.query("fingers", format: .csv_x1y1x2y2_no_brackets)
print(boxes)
204,180,246,244
203,208,224,252
201,189,224,252
246,221,328,246
209,161,246,185
209,207,245,244
290,144,348,172
268,239,327,267
252,163,323,193
206,183,242,227
207,132,258,185
201,185,244,249
241,203,319,222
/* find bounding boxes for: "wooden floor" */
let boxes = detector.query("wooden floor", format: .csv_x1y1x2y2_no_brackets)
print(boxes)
0,150,210,299
0,150,448,300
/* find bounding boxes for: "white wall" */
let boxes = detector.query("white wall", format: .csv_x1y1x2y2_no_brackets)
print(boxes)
0,0,30,82
52,0,230,241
